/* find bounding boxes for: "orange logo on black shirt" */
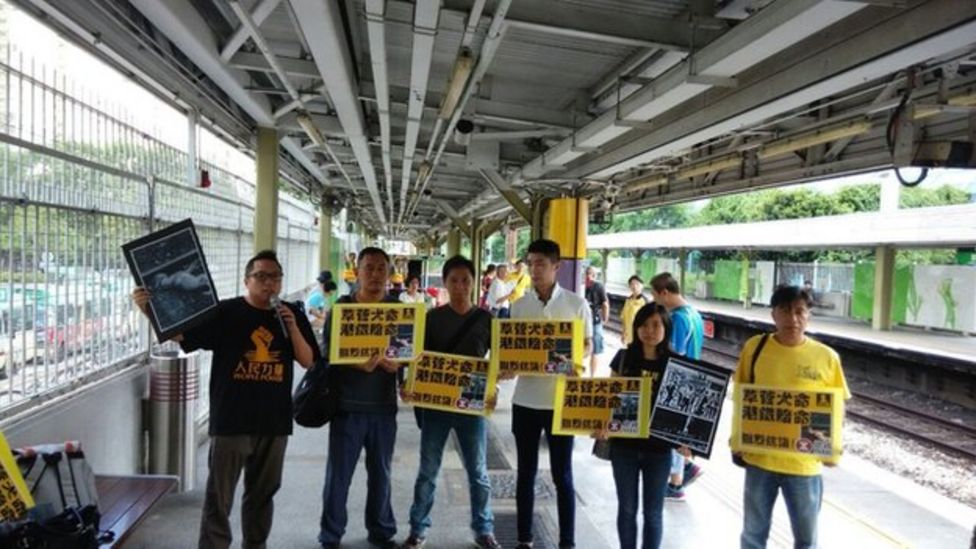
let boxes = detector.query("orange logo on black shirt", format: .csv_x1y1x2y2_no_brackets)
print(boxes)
232,326,285,383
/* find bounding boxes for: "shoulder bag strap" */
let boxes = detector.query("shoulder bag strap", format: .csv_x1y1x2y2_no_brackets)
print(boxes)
444,308,488,354
749,334,771,383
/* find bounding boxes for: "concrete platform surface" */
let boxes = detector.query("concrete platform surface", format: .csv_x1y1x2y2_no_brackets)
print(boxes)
123,341,975,548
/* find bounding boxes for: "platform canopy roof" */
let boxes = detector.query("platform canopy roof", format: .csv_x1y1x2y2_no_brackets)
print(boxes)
18,0,976,240
588,203,976,251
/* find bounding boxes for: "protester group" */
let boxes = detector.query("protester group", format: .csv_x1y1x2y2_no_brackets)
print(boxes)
131,238,849,549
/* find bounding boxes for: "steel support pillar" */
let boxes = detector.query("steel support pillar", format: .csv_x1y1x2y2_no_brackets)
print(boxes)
254,126,279,252
471,218,484,304
872,245,896,331
447,228,462,257
319,204,333,271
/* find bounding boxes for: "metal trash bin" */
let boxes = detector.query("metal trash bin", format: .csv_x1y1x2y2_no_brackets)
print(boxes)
148,349,199,492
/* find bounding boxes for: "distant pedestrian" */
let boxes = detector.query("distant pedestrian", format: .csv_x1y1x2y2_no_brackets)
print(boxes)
620,275,649,346
650,272,705,500
584,266,609,377
486,264,514,318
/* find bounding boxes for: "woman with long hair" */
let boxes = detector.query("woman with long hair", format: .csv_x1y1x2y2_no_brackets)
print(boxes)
601,303,677,549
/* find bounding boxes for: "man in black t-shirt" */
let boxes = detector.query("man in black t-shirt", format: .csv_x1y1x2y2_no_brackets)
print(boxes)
317,247,402,549
133,250,317,549
584,265,609,377
399,255,500,549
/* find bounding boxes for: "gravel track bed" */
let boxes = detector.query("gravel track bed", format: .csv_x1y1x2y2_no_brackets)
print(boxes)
845,376,976,509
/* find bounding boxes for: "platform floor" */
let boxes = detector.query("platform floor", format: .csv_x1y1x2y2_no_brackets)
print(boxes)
123,337,975,548
607,283,976,366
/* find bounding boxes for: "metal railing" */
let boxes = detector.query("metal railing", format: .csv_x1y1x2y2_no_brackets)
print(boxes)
0,43,319,413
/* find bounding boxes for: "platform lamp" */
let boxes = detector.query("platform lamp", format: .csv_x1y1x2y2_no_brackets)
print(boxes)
439,49,475,120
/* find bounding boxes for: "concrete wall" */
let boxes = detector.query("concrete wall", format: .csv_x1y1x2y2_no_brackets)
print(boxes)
2,363,149,474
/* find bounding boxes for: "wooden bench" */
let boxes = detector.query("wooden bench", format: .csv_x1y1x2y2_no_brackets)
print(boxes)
95,474,178,547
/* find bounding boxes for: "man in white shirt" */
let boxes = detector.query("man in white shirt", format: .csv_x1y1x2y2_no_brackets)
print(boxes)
486,264,514,318
507,239,592,549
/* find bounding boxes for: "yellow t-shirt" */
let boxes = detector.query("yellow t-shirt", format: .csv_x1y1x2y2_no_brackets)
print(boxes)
734,334,850,476
507,272,531,303
620,294,648,345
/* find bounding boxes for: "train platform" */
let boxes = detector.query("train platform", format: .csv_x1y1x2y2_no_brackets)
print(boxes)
605,283,976,368
122,339,976,548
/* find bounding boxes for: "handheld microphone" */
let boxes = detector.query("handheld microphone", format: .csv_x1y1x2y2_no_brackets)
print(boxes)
269,295,290,339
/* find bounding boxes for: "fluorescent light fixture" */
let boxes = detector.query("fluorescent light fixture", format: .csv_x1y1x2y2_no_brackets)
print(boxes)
296,113,326,146
439,49,475,120
758,120,872,160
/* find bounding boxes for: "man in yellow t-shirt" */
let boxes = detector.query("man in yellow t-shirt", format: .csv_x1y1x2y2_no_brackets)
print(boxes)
733,285,850,549
506,259,531,304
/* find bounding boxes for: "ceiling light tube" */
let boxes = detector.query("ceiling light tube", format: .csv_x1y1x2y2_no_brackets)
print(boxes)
758,120,873,160
438,50,475,120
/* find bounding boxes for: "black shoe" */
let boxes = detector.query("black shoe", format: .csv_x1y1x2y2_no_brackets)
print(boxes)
368,535,398,549
321,544,339,549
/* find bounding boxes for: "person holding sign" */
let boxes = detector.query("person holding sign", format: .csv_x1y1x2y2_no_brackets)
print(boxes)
507,239,592,549
131,250,318,549
318,247,402,549
734,285,849,549
595,303,677,549
400,255,501,549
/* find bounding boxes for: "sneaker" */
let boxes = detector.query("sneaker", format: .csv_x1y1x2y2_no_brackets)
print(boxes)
399,534,426,549
473,533,501,549
367,535,398,549
682,463,704,488
665,484,686,500
515,542,534,549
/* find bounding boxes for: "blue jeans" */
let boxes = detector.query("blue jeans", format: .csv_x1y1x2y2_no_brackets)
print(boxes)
592,321,605,354
318,412,397,545
512,405,575,547
610,444,671,549
741,465,823,549
408,409,493,537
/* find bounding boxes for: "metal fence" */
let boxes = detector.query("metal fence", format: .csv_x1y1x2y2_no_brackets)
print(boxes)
0,44,318,414
776,262,855,293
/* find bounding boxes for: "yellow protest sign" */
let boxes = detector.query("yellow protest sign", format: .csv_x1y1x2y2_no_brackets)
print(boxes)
552,377,653,438
0,431,33,521
731,384,844,462
405,352,498,416
491,319,584,376
329,303,426,365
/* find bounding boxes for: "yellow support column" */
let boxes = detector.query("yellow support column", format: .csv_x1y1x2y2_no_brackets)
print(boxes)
546,197,588,293
319,204,333,271
254,127,279,252
872,245,896,330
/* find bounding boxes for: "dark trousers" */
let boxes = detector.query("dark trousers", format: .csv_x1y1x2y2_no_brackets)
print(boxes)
610,444,671,549
512,404,575,547
318,411,397,544
199,435,288,549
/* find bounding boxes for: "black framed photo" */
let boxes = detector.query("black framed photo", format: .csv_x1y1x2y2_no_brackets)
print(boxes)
649,356,733,458
122,219,219,341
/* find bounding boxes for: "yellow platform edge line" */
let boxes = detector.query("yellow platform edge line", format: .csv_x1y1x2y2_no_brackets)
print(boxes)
822,496,912,548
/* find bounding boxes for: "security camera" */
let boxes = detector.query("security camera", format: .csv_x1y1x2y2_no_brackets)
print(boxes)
454,119,475,146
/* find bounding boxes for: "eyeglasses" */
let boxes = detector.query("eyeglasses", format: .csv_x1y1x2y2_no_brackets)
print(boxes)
249,271,283,283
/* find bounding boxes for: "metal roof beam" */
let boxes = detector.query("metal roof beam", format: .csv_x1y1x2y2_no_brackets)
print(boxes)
441,0,724,52
220,0,282,62
567,0,976,179
227,51,321,79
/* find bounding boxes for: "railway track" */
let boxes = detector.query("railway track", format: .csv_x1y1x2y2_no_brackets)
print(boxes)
603,322,976,461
